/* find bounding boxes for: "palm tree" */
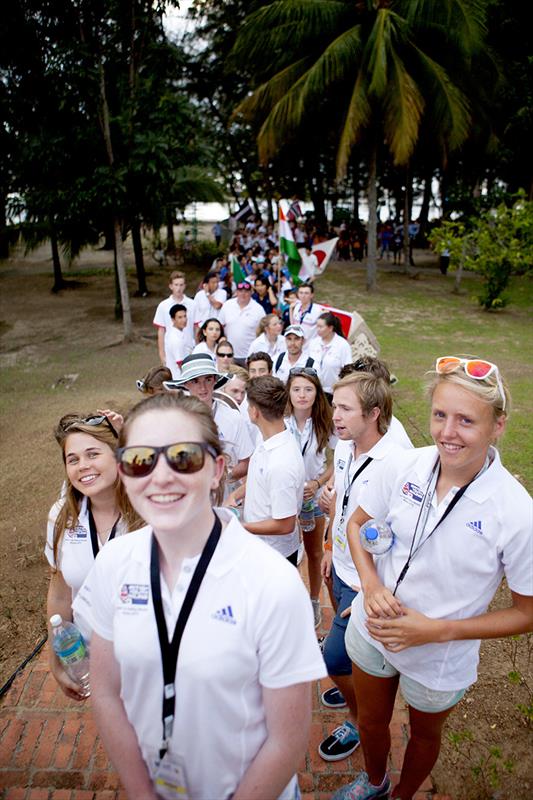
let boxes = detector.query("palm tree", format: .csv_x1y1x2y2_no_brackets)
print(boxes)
232,0,487,289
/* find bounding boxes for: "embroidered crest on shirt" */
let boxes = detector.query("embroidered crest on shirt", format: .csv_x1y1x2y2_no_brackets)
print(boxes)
119,584,150,605
211,605,237,624
65,524,87,540
401,482,424,504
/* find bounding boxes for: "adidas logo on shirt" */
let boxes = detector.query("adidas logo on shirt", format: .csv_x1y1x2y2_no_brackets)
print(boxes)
466,520,483,535
212,605,237,625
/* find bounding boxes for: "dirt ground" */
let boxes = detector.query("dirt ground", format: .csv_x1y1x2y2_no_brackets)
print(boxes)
0,239,531,799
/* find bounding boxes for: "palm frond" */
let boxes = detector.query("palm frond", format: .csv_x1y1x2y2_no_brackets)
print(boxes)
303,24,364,95
404,0,487,54
235,58,312,121
172,167,227,205
336,71,371,179
256,75,312,162
383,51,424,165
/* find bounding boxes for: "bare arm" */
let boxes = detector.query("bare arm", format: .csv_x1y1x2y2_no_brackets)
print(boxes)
232,683,312,800
46,570,87,701
367,591,533,652
157,327,166,362
244,515,296,536
90,633,158,800
230,457,249,481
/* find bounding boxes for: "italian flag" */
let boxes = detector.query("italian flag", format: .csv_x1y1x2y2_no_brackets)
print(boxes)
279,200,302,281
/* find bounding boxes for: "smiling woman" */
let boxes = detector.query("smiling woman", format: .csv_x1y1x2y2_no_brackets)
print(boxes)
72,392,326,800
45,414,143,701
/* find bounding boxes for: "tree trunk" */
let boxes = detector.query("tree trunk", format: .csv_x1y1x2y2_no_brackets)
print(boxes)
131,218,148,295
418,170,432,241
308,167,327,228
352,160,359,221
114,217,133,338
0,191,9,259
453,241,467,293
402,173,410,271
166,209,176,252
366,145,378,291
50,228,66,293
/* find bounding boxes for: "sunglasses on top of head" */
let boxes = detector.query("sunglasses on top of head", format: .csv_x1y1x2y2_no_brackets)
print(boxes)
116,441,218,478
435,356,506,411
289,367,318,378
64,415,118,438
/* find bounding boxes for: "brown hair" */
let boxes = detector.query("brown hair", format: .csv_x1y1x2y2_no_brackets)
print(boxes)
339,357,391,383
196,318,225,345
333,373,392,435
286,371,333,452
246,351,273,372
169,270,185,282
120,393,226,503
247,376,288,421
52,416,143,569
137,365,173,395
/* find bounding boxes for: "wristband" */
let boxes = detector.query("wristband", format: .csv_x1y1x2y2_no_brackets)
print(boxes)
324,541,332,551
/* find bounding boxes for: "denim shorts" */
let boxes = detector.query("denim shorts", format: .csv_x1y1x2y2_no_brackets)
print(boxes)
345,619,466,713
322,565,358,676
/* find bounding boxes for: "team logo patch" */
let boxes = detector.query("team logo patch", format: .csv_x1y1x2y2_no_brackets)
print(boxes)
466,520,483,535
211,605,237,625
119,584,149,605
66,525,87,540
402,482,424,503
337,458,346,471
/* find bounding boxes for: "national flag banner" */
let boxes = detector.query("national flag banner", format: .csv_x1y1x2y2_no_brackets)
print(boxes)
319,303,354,338
279,200,302,281
233,199,254,223
231,255,246,284
288,199,303,221
312,237,339,276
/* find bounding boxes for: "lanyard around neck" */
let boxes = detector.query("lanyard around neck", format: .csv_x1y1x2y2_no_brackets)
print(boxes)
340,454,373,522
392,459,476,595
151,514,222,759
288,416,312,455
298,302,313,323
87,502,120,560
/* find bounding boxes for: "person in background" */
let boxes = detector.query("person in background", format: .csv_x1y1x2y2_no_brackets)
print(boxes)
164,304,192,378
192,272,226,330
309,311,353,400
215,339,235,373
222,365,249,406
247,351,273,378
290,283,323,348
248,313,287,361
219,282,265,366
153,271,194,363
136,366,173,396
46,414,142,700
274,325,319,384
192,318,225,363
252,275,278,314
333,357,533,800
75,392,326,800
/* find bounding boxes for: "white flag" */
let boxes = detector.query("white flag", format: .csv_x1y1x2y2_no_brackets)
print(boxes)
311,238,339,276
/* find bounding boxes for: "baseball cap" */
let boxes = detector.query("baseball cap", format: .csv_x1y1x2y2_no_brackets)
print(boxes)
284,325,305,338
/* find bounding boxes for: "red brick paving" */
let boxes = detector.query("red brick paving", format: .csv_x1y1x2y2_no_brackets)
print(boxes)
0,587,452,799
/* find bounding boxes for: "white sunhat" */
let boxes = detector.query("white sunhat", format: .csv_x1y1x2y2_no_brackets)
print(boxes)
163,353,229,390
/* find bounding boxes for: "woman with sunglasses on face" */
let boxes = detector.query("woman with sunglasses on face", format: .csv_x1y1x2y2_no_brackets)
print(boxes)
285,368,336,628
45,415,142,701
73,392,326,800
215,339,235,373
332,357,533,800
192,317,225,363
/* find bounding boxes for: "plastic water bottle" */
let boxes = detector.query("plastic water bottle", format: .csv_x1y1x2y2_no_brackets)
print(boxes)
299,499,315,532
50,614,90,696
360,519,394,555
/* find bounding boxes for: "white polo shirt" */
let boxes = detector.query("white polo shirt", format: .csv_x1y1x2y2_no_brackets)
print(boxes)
213,398,254,469
350,445,533,691
247,332,287,361
309,333,352,393
153,294,195,349
192,288,226,326
45,496,129,604
273,351,320,384
73,510,326,800
389,415,414,449
285,415,336,485
331,432,403,588
191,341,217,363
164,328,191,378
243,429,305,557
290,301,323,345
219,298,266,358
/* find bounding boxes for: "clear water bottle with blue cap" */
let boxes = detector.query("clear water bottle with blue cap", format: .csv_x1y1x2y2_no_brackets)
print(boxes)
50,614,91,696
360,519,394,555
299,499,315,532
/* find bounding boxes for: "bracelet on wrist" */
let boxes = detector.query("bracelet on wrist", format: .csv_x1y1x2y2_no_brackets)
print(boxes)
324,541,332,551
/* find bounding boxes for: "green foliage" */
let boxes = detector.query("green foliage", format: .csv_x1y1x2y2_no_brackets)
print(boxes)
448,728,515,791
428,194,533,309
505,633,533,728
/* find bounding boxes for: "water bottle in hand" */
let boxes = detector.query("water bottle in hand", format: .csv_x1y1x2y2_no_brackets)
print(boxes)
299,498,315,532
360,519,394,555
50,614,90,697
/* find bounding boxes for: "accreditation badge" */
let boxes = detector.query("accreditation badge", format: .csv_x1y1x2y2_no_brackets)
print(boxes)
333,519,347,552
151,750,189,800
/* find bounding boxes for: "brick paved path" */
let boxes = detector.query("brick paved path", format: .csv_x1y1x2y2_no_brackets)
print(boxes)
0,593,452,800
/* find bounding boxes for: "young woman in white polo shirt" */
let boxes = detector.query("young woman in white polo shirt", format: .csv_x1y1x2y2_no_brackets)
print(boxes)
309,311,353,398
334,357,533,800
285,367,335,627
248,313,287,361
191,317,225,362
74,393,326,800
45,414,142,701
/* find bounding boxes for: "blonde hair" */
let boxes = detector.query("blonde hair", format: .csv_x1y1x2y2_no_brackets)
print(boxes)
256,313,278,337
332,373,392,435
227,365,250,383
52,416,143,568
426,359,510,420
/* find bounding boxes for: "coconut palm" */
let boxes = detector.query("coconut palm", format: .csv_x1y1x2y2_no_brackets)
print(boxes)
232,0,487,289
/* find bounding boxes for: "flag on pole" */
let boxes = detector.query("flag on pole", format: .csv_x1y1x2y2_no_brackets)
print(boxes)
231,255,247,284
311,238,339,277
279,200,302,282
320,303,354,338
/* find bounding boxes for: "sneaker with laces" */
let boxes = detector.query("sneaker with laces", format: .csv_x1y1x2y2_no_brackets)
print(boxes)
321,686,347,708
312,598,322,628
318,721,360,761
331,771,391,800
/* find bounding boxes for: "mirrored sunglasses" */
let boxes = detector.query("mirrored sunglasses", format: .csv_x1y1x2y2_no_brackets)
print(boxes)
435,356,506,410
64,414,118,438
116,441,218,478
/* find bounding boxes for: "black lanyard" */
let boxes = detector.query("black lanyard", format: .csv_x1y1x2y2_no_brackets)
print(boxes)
340,456,373,522
87,503,120,559
151,514,222,758
392,464,475,595
298,302,313,324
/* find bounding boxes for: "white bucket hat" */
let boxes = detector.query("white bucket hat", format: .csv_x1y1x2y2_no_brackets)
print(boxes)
163,353,229,390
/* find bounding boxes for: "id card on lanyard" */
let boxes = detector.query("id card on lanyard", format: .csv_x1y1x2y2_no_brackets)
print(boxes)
150,514,222,798
334,454,372,552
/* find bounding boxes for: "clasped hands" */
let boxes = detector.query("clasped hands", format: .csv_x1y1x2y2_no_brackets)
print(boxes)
363,582,442,651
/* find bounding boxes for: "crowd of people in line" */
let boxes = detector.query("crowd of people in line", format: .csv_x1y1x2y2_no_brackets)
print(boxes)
44,219,532,800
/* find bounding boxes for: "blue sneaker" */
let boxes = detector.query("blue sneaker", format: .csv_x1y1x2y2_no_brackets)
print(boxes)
321,686,347,708
318,721,360,761
331,771,391,800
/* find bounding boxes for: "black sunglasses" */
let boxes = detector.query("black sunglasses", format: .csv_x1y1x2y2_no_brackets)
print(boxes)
116,441,218,478
217,351,234,358
64,415,118,438
289,367,318,378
